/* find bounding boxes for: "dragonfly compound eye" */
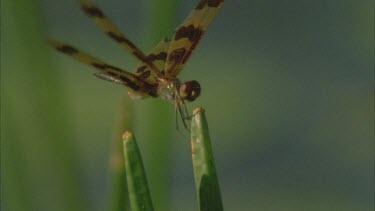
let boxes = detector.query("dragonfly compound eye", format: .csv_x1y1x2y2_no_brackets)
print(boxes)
179,80,201,102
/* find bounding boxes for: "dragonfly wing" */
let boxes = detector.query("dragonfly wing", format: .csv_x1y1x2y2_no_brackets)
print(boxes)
79,0,161,76
93,72,125,84
48,39,157,96
133,38,171,84
165,0,224,78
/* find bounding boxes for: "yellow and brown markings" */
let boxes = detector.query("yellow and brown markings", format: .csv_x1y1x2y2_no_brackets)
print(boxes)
133,38,171,83
165,0,224,78
147,52,168,62
196,0,224,9
79,0,161,77
48,39,156,93
174,25,204,42
49,0,223,101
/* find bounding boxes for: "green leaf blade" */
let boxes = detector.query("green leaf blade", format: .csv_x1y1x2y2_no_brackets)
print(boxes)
191,107,224,211
122,131,154,211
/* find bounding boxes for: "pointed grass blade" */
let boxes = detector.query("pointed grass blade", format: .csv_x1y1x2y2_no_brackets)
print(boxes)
191,107,224,211
122,131,154,211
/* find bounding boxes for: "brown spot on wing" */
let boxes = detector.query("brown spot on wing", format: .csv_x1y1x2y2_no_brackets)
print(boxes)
196,0,224,9
56,45,78,54
81,5,105,18
91,63,123,73
208,0,224,7
168,48,186,63
91,62,107,69
107,32,137,49
182,30,204,64
136,66,147,73
119,76,140,90
147,52,168,62
174,25,204,42
166,48,187,75
138,70,151,80
132,51,154,66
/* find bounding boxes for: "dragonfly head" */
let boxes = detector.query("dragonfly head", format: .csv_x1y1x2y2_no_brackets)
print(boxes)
179,80,201,102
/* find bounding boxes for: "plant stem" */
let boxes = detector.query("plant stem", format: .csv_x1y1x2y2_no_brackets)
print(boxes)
191,107,224,211
122,131,154,211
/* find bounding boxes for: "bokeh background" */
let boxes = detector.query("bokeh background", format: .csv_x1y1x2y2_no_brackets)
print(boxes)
1,0,374,210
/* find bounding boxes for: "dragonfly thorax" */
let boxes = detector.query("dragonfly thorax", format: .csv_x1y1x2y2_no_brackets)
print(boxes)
157,78,201,102
157,78,181,101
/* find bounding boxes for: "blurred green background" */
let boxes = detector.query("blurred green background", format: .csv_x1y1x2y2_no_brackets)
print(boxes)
1,0,374,210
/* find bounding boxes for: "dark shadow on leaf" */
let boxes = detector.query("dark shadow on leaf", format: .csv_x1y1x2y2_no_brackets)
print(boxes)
199,174,223,211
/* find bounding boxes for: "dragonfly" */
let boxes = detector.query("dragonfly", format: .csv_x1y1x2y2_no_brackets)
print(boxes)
49,0,224,130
